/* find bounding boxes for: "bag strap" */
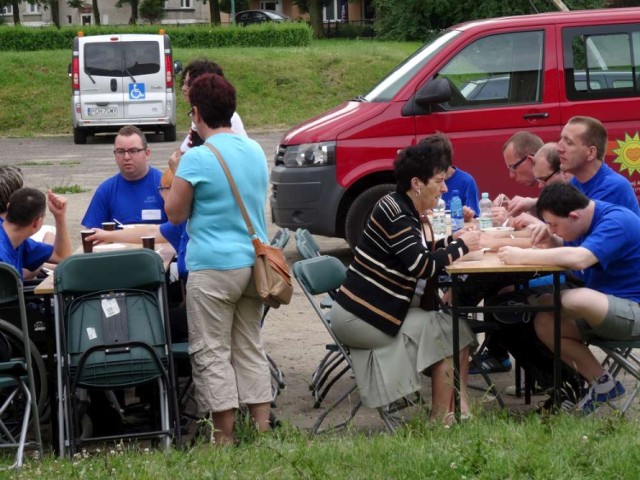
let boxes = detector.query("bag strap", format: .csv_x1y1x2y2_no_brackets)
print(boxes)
204,142,256,238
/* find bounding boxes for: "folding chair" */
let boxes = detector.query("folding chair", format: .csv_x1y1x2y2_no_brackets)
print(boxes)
0,263,43,469
590,339,640,414
295,228,321,260
53,249,181,457
294,255,401,433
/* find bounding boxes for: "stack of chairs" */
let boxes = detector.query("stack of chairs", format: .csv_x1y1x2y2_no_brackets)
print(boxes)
0,263,43,469
294,255,404,433
53,249,181,457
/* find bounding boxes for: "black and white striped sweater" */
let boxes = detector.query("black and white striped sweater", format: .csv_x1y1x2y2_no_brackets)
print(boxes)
335,191,468,336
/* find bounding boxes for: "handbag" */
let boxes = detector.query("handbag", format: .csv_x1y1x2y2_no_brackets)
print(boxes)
205,142,293,308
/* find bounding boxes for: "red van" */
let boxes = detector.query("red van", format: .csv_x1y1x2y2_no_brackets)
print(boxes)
270,7,640,248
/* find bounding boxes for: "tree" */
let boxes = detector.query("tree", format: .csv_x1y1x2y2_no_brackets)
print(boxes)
219,0,249,17
199,0,221,25
116,0,140,24
92,0,99,24
293,0,327,38
139,0,165,24
48,0,61,27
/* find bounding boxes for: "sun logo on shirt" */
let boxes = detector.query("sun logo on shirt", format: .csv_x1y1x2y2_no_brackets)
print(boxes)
613,132,640,177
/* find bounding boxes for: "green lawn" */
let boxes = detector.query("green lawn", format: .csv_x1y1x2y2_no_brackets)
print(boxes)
0,40,420,137
6,412,640,478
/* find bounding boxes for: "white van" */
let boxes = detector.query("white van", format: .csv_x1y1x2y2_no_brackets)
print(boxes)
69,33,182,144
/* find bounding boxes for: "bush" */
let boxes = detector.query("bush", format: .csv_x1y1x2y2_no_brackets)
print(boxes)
0,22,312,51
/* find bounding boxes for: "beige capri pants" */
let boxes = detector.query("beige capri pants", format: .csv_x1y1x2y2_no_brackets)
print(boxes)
186,267,272,414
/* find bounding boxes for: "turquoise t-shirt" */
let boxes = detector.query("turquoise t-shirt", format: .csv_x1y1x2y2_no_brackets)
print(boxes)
175,133,269,271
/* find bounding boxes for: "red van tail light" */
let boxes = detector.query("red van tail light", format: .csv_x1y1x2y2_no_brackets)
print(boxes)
72,56,80,90
165,53,173,89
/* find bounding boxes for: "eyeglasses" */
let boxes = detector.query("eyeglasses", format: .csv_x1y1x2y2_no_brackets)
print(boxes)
507,154,530,171
187,107,194,118
158,186,170,191
535,168,560,185
114,147,145,157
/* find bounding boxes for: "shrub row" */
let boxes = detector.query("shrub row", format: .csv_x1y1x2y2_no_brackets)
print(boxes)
0,22,312,51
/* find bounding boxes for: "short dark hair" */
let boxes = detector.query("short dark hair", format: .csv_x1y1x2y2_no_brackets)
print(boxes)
503,131,543,158
6,187,46,227
536,183,589,218
180,58,224,89
394,141,449,192
189,73,235,130
116,125,147,149
567,116,607,161
419,132,453,167
0,166,23,215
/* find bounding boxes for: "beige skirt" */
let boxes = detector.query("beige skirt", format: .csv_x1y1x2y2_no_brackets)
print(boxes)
330,300,475,408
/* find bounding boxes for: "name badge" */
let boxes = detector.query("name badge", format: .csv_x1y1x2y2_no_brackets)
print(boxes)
141,209,162,221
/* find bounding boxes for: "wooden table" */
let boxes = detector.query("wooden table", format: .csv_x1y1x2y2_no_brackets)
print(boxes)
34,243,176,295
446,252,565,418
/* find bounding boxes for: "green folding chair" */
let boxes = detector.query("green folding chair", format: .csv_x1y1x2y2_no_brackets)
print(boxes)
53,249,180,457
294,255,402,433
0,263,43,469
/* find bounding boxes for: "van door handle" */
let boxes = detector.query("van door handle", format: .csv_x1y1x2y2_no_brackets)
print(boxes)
110,78,117,92
523,112,549,120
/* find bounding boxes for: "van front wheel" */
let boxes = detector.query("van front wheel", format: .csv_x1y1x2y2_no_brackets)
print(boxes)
73,127,87,145
164,125,177,142
345,183,395,251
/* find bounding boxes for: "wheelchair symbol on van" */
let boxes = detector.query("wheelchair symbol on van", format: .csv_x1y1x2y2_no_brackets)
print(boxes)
129,83,146,100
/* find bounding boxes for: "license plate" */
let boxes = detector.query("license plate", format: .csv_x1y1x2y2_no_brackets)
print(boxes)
87,106,118,117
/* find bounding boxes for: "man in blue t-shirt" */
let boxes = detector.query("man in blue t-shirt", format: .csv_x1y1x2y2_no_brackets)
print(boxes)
498,183,640,415
420,133,479,221
82,126,167,228
0,187,72,280
558,115,640,216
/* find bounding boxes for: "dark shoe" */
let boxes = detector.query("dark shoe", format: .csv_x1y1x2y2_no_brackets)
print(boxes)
469,354,512,375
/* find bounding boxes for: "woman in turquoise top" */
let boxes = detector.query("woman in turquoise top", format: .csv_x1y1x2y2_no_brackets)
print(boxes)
165,73,271,446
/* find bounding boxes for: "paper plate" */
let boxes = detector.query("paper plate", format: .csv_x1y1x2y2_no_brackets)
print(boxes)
94,243,128,251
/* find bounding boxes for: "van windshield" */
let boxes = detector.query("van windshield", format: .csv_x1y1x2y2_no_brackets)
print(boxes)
84,41,160,77
364,30,461,102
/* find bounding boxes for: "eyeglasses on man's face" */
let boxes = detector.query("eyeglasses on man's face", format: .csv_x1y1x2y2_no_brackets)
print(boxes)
157,186,170,191
114,147,145,157
507,154,530,172
535,168,560,185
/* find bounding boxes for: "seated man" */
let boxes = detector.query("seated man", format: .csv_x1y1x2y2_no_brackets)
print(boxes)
82,125,166,228
498,183,640,414
0,187,71,280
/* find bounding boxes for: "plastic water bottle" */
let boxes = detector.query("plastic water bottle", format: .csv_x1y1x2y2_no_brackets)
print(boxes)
478,192,493,230
432,197,446,239
450,190,464,234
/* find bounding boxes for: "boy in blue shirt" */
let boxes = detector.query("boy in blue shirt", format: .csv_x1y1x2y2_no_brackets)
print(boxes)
498,183,640,414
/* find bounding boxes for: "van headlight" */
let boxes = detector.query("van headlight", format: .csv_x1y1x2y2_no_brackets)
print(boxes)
282,142,336,167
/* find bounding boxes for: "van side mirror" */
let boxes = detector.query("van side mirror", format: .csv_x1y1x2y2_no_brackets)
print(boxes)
415,77,452,107
173,60,183,75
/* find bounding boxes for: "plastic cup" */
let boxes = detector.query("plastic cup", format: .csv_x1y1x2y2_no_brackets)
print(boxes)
102,221,116,231
141,236,155,250
80,229,95,253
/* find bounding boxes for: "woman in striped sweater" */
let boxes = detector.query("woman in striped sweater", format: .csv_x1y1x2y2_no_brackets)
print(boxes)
331,137,481,423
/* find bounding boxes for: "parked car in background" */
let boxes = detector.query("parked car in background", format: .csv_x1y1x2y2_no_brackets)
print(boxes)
235,10,290,26
69,33,182,144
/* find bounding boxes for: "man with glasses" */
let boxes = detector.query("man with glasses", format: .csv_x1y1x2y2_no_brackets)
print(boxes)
82,125,167,228
558,116,640,217
491,132,543,227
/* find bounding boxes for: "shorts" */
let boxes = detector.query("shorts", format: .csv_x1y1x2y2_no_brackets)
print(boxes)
577,294,640,342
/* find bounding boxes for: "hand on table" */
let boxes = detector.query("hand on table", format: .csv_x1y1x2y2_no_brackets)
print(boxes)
506,196,536,216
497,246,523,264
458,229,481,251
85,228,112,245
462,206,475,222
491,206,509,226
512,212,542,229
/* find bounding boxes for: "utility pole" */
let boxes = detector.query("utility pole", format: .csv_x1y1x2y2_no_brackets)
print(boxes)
231,0,235,23
550,0,569,11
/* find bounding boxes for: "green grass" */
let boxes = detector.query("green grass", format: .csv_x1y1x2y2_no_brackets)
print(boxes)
5,413,640,478
49,184,89,194
0,39,420,137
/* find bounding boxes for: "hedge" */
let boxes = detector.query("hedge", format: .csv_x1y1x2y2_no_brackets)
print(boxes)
0,22,312,51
